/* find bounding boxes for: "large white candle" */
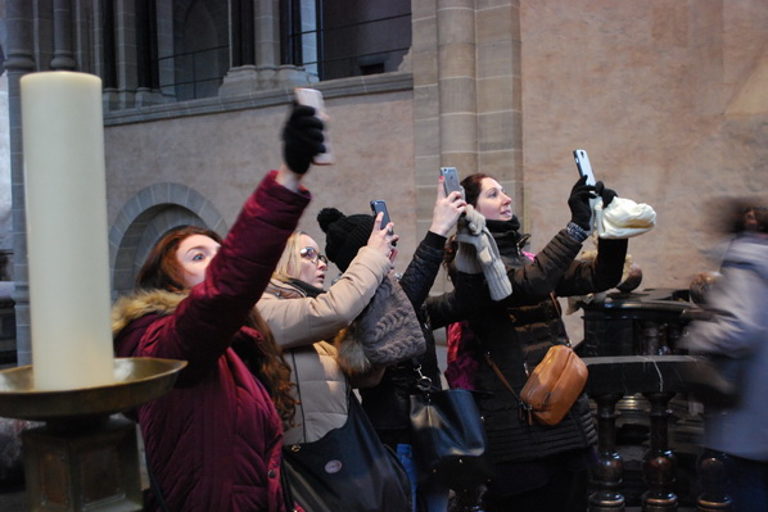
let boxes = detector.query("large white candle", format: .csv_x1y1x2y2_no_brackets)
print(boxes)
20,71,114,390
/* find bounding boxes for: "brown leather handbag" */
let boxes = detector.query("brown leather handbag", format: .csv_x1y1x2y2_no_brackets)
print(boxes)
486,344,588,426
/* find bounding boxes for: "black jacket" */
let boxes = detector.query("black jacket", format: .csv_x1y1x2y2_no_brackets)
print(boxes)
360,231,470,440
459,221,627,463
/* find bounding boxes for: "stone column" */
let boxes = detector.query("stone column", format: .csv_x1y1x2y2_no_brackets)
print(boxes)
476,0,523,218
437,0,477,173
411,0,523,293
51,0,77,70
113,0,138,108
72,0,94,75
255,0,278,67
33,0,55,72
6,0,36,365
220,0,310,96
258,0,306,87
155,0,174,99
219,0,260,96
411,0,443,242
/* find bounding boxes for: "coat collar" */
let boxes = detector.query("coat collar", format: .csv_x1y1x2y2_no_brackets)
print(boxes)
111,289,187,337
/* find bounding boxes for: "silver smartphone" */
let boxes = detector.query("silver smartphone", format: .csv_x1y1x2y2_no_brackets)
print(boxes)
573,149,596,186
440,167,462,196
294,87,334,165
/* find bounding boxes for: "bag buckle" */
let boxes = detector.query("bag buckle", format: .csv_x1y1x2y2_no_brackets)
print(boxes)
414,364,433,392
518,402,534,425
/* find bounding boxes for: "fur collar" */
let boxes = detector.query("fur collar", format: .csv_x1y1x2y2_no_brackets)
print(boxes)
111,289,187,336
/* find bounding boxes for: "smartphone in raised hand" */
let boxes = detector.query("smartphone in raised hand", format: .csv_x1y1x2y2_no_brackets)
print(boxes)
370,199,397,250
369,200,391,229
573,149,596,186
440,167,462,196
294,87,334,165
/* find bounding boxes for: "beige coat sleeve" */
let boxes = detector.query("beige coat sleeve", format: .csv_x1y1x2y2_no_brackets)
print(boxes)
256,247,391,349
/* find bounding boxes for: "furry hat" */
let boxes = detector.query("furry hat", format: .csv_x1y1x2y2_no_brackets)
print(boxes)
317,207,374,272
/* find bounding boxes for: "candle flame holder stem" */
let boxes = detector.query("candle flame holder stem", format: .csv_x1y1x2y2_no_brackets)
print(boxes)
0,357,186,512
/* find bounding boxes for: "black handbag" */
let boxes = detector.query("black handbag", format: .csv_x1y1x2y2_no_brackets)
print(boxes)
409,384,494,491
282,394,412,512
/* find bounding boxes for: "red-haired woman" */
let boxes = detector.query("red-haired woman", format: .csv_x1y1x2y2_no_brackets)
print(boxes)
111,105,324,511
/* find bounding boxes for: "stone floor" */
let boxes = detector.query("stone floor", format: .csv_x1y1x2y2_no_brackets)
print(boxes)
0,482,26,511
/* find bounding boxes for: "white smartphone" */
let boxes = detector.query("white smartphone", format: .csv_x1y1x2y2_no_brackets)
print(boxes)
439,167,462,196
573,149,596,186
294,87,334,165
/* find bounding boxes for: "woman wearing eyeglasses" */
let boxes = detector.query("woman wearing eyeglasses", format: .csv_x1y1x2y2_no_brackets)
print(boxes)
256,218,396,445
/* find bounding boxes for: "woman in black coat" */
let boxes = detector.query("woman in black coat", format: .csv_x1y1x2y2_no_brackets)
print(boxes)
450,173,627,512
317,178,470,512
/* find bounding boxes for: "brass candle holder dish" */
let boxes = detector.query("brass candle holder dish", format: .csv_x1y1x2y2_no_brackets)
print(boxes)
0,357,186,512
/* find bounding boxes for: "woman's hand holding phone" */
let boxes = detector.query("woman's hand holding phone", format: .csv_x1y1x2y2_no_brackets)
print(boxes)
367,212,398,262
431,176,467,236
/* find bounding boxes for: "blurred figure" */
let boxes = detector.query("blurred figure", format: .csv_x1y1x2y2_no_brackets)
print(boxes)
688,271,721,306
680,200,768,511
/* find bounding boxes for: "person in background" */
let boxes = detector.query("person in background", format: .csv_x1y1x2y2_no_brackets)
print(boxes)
680,201,768,511
446,173,627,512
111,104,324,511
316,179,469,512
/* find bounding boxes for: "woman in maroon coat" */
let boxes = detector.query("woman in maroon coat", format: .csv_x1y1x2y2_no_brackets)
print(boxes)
111,105,324,511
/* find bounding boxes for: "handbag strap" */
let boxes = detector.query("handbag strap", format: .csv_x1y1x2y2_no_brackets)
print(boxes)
484,352,533,425
280,459,299,512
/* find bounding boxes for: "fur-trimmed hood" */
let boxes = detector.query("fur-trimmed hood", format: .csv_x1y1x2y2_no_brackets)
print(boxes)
111,289,187,337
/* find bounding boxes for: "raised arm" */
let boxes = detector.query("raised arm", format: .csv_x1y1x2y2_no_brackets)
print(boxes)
257,246,391,348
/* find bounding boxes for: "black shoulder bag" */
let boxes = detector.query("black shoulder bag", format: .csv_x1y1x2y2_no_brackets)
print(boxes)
409,370,494,491
282,392,412,512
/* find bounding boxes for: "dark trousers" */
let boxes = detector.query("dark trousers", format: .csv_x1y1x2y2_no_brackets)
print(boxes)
718,452,768,511
482,449,591,512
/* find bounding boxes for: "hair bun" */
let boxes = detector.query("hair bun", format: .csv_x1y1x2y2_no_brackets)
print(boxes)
317,207,345,233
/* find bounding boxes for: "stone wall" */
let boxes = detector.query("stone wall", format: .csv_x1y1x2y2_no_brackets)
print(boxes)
518,0,768,338
104,83,417,284
521,0,768,287
101,0,768,342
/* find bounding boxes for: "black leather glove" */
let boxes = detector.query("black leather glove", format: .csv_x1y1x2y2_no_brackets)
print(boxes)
567,175,594,230
281,105,325,175
594,181,618,208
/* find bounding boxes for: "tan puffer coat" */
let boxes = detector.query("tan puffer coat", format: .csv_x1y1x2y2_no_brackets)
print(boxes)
256,246,391,445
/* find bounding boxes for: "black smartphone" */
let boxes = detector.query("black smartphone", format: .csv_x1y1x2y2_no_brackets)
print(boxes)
573,149,596,186
440,166,462,196
370,200,391,229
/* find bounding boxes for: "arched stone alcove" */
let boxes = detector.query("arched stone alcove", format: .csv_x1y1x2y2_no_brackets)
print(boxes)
109,183,226,299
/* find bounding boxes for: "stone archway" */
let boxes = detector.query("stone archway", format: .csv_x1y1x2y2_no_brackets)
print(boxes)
109,182,226,299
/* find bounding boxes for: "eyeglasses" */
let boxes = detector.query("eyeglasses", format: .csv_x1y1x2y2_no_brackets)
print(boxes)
299,247,328,265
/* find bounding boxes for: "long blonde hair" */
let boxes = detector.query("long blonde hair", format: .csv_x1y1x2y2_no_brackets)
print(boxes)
273,230,308,282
